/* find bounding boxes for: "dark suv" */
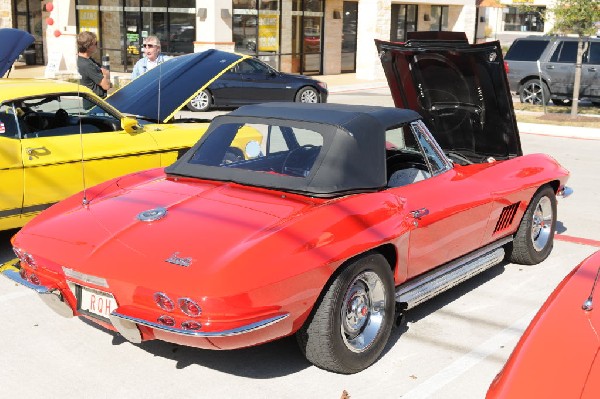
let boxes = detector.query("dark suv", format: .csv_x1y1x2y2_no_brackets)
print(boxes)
504,36,600,105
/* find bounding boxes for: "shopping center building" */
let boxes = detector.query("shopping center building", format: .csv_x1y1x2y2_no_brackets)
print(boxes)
1,0,557,80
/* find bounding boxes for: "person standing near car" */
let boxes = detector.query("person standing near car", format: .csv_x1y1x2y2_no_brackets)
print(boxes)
131,36,171,80
76,31,110,99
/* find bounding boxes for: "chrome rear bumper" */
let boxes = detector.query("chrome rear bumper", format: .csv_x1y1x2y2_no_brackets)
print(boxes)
109,311,289,344
2,258,289,344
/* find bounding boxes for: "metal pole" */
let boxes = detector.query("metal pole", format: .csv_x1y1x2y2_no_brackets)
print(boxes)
537,59,546,114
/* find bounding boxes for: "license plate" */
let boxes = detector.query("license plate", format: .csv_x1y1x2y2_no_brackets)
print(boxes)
78,285,117,320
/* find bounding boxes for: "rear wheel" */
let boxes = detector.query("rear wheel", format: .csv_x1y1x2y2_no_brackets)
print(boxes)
295,87,320,103
519,79,550,105
186,89,212,112
296,253,394,374
509,185,557,265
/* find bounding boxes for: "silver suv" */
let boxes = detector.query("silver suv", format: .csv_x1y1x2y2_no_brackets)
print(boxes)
505,36,600,105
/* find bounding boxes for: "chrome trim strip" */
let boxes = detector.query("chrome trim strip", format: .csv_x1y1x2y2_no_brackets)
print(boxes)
395,236,512,309
62,267,109,288
110,311,289,338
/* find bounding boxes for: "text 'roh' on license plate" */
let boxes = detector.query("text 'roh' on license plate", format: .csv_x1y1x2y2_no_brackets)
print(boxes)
79,286,117,319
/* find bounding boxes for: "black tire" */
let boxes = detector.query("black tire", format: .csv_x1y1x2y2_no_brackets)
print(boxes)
509,186,557,265
295,87,320,103
296,252,395,374
551,98,572,106
519,79,550,105
592,101,600,107
186,89,212,112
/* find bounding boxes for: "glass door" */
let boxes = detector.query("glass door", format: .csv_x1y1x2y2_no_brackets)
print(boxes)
341,1,357,72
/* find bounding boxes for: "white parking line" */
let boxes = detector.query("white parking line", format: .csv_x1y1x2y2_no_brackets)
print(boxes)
401,311,536,399
0,290,34,303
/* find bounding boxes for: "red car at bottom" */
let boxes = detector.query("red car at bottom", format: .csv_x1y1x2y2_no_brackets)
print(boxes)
487,250,600,398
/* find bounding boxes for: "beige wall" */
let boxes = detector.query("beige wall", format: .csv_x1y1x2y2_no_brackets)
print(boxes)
0,0,12,28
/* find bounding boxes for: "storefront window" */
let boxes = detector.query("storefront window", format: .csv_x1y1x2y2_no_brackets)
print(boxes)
503,7,545,32
341,1,357,72
430,5,448,31
14,0,43,64
76,0,194,72
391,4,418,42
233,0,259,55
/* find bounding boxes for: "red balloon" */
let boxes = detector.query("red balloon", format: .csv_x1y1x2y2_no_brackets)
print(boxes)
45,2,54,12
46,17,54,26
53,29,61,37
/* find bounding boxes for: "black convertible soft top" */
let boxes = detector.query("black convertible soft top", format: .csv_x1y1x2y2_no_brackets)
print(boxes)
166,103,422,197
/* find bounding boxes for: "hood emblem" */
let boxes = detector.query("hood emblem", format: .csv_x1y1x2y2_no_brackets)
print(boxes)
165,252,192,267
137,207,167,222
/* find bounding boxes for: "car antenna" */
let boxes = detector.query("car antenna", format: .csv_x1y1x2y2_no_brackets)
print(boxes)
76,73,89,206
582,266,600,311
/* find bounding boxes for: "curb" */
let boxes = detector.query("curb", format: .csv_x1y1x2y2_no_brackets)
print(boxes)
518,122,600,140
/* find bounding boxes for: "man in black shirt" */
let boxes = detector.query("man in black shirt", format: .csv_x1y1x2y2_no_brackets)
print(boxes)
76,31,110,99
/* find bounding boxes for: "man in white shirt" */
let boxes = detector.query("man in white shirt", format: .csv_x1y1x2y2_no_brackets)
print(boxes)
131,36,171,79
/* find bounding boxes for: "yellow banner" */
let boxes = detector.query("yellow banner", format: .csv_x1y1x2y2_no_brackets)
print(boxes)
258,13,279,52
78,9,99,35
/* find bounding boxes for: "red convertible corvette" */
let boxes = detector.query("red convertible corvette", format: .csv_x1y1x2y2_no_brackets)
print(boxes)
1,33,571,373
487,251,600,398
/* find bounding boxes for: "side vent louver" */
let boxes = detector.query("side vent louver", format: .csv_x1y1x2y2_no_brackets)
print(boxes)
494,202,520,234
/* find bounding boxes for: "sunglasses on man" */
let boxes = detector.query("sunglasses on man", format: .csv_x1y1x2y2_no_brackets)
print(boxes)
142,43,157,48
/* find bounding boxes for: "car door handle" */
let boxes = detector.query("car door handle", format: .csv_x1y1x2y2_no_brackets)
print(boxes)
589,67,597,72
410,208,430,219
26,146,48,160
546,65,555,69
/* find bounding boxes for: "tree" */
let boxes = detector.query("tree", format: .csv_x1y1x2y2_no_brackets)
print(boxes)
549,0,600,117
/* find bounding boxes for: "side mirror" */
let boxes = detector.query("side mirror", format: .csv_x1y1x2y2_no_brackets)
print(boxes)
121,116,140,133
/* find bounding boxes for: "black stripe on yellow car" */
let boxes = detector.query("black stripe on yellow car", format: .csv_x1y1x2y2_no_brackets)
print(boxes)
0,203,55,219
22,147,192,168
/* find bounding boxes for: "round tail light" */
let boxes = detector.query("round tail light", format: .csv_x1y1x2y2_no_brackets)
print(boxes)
157,315,175,326
181,320,202,331
178,298,202,317
28,273,41,285
153,292,175,312
23,253,37,269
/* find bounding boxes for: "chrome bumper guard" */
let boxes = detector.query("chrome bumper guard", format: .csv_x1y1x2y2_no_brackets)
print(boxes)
558,185,573,198
109,311,289,344
0,258,74,318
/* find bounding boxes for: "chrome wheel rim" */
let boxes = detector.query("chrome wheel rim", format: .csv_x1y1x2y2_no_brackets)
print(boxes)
531,196,553,251
340,270,386,353
300,89,318,103
190,91,209,110
522,82,543,104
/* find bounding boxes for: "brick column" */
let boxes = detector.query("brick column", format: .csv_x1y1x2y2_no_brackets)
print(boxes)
194,0,234,53
356,0,391,80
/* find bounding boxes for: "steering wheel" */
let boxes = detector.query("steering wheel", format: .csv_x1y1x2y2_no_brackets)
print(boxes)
281,145,318,177
22,110,46,132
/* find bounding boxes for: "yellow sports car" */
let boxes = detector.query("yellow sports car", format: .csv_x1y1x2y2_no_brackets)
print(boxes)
0,28,252,230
